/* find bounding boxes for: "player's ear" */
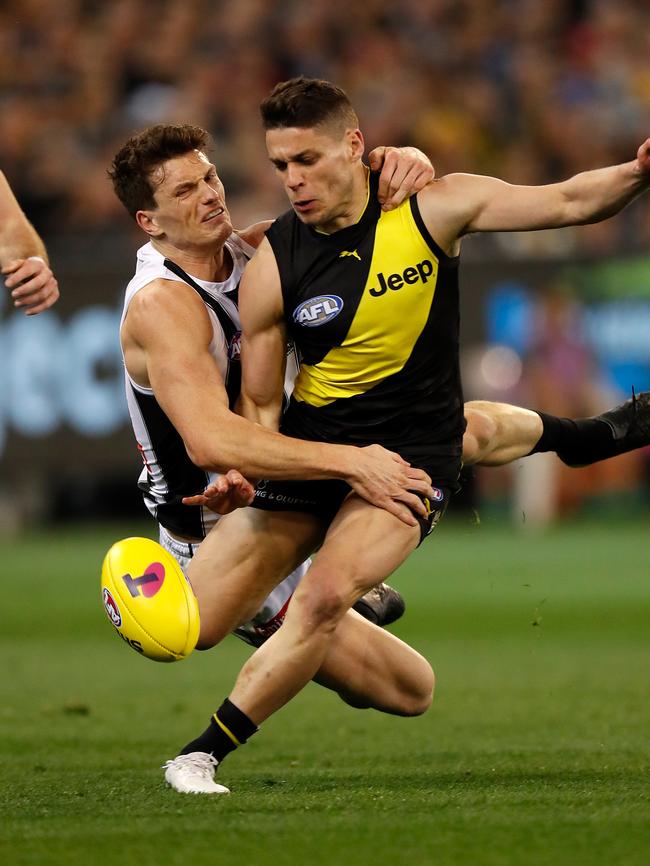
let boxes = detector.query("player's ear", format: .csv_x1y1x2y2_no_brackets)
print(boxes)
347,128,365,161
136,209,163,238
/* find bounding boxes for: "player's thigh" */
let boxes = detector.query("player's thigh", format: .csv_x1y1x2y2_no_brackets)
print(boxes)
291,495,422,618
189,506,325,645
313,608,434,716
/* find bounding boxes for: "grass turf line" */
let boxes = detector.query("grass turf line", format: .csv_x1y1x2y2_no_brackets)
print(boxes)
0,519,648,866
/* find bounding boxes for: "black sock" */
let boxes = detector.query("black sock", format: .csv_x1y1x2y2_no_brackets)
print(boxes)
530,412,615,467
180,698,258,763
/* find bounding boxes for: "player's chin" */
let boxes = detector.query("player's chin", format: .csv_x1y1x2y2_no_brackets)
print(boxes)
203,216,233,238
292,201,321,222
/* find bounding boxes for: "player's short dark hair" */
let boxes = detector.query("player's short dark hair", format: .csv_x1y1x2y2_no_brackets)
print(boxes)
108,123,211,218
260,77,358,133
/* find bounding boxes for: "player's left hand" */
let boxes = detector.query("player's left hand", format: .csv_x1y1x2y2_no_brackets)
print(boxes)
635,138,650,177
2,256,59,315
181,469,255,514
368,146,435,211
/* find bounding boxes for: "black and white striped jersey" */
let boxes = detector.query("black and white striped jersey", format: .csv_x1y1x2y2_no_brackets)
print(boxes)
121,235,299,540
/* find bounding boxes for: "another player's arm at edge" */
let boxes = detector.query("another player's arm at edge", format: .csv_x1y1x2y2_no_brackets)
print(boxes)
121,267,433,524
0,170,47,262
0,169,59,315
418,137,650,254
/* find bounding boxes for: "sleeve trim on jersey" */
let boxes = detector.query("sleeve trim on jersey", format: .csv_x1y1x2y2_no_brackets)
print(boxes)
410,196,459,268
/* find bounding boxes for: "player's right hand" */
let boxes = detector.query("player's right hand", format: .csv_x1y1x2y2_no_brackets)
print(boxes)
349,444,434,527
182,469,255,514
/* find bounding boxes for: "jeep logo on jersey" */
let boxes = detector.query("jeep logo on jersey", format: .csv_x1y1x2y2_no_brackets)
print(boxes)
368,259,434,297
293,295,344,327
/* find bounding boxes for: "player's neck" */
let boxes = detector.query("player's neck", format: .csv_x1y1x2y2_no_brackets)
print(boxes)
151,237,233,282
315,164,369,235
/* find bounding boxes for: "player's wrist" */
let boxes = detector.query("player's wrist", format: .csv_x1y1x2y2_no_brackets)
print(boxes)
329,444,360,482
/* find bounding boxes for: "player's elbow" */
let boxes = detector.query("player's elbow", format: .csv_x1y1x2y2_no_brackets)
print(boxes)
184,440,213,471
463,402,500,465
184,438,233,474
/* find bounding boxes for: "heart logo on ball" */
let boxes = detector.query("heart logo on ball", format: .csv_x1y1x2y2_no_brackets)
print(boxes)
121,562,166,598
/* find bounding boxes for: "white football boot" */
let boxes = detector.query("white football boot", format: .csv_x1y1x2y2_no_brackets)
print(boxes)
163,751,230,794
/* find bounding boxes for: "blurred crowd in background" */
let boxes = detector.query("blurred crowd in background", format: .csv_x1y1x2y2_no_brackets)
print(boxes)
1,0,650,258
1,0,650,528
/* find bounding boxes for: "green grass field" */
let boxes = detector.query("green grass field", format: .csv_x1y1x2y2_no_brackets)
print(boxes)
1,518,648,866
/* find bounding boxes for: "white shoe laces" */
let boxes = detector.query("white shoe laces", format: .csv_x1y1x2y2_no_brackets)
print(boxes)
163,751,218,780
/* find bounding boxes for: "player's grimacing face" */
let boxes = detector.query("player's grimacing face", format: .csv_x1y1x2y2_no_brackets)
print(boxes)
266,124,363,228
147,150,233,246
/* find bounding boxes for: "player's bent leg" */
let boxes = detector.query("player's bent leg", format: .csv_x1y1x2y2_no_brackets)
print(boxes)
313,608,434,717
228,495,422,725
187,506,325,650
463,401,543,466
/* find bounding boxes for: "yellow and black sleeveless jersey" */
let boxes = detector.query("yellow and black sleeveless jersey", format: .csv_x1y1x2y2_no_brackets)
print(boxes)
266,171,465,485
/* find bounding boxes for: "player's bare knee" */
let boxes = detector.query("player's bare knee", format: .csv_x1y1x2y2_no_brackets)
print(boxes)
464,403,499,464
401,665,435,716
293,579,349,636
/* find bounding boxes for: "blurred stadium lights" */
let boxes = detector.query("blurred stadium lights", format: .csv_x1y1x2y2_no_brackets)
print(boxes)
479,345,524,392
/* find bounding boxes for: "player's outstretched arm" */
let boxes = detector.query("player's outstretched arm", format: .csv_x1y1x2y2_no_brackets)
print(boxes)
417,138,650,249
0,170,59,315
367,146,435,211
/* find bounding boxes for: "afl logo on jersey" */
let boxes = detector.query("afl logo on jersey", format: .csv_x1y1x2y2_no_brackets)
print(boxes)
293,295,344,327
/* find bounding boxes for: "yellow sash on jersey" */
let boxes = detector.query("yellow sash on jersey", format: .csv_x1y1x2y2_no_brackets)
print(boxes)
293,201,438,407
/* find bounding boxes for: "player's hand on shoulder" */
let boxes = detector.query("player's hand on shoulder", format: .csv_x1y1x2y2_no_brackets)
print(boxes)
635,138,650,178
237,220,275,250
369,146,435,212
182,469,255,514
349,444,434,528
2,256,59,315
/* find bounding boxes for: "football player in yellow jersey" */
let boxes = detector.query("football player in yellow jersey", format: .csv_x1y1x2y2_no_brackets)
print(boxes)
166,77,650,793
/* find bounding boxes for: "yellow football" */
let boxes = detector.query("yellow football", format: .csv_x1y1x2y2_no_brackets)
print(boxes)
100,536,200,662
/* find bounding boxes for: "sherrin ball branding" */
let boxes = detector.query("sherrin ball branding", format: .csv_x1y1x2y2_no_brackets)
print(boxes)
100,536,200,662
